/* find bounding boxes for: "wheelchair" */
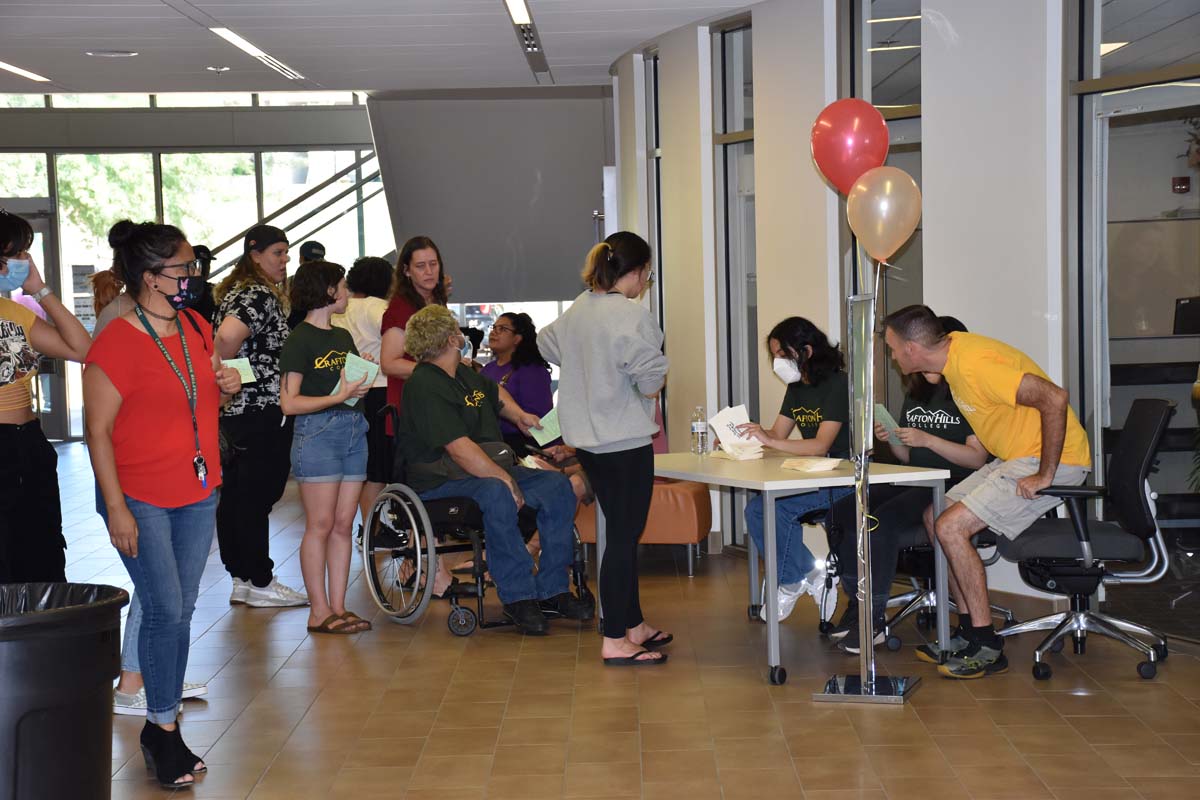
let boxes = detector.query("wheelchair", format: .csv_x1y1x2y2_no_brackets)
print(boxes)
361,407,594,636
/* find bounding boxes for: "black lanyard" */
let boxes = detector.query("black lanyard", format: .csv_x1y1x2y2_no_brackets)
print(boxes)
134,306,208,488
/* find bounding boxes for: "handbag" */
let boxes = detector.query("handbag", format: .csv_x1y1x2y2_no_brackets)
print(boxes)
405,441,517,484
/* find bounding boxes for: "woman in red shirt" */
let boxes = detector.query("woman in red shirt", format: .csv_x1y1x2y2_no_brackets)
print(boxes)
84,220,241,790
379,236,449,413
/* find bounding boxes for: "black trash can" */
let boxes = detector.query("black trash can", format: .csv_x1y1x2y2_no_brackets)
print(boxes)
0,583,129,800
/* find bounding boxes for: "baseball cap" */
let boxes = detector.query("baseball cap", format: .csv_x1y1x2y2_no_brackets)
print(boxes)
299,241,326,261
244,225,288,253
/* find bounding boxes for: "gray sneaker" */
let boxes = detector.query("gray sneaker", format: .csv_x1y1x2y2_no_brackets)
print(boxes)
244,578,309,608
915,626,969,664
229,578,250,605
937,640,1008,679
114,683,207,716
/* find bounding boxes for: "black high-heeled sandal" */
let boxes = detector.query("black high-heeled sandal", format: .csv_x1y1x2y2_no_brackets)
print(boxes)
174,722,207,773
140,721,195,789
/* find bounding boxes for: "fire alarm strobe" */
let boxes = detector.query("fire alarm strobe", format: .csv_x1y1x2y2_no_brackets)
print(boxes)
1172,176,1191,194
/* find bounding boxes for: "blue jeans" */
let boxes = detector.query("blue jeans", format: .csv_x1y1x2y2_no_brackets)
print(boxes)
99,481,143,675
110,491,217,724
420,467,575,605
745,487,853,587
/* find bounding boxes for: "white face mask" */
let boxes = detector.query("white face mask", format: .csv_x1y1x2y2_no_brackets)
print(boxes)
459,334,473,360
772,357,802,385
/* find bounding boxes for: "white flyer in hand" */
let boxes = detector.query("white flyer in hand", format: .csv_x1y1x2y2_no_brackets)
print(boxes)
708,405,763,460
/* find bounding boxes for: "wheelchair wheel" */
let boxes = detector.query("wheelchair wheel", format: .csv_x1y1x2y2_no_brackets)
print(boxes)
362,483,437,624
448,606,478,637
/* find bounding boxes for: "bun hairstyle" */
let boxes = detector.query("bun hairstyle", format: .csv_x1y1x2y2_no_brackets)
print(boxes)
89,268,124,315
107,219,187,301
581,231,651,291
289,260,346,315
0,208,34,259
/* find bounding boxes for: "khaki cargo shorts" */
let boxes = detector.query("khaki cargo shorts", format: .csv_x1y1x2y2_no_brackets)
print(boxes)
946,457,1091,539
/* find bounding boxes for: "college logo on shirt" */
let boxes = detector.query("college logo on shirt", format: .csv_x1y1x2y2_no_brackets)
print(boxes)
314,350,348,371
790,406,823,427
905,406,962,430
463,389,486,408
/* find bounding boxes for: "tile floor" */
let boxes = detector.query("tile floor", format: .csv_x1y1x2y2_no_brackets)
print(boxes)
51,444,1200,799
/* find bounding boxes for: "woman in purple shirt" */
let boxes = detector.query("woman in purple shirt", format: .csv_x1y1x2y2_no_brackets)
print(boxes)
480,312,554,455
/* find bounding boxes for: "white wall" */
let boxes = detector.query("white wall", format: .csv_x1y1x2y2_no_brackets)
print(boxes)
614,54,649,240
921,0,1065,382
367,89,613,303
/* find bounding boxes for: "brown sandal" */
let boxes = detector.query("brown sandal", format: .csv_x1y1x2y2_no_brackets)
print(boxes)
338,611,373,632
306,614,359,634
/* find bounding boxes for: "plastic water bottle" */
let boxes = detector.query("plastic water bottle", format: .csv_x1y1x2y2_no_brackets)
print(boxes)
690,406,709,454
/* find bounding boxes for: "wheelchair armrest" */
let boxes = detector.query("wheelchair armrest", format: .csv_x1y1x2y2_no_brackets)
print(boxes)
1037,484,1105,499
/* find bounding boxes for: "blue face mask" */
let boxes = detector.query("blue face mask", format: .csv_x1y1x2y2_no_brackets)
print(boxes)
460,334,474,360
0,258,30,293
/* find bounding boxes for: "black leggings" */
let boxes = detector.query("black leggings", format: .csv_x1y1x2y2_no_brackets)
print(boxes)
216,407,294,587
0,420,66,583
576,445,654,639
831,484,932,612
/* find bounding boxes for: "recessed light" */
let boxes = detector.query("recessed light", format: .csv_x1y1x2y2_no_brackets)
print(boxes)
504,0,531,26
210,27,304,80
869,44,921,53
86,50,138,58
0,59,50,82
206,66,230,73
869,15,921,24
1100,42,1129,57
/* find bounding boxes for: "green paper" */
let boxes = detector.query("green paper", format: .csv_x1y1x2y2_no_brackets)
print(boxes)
331,353,380,407
530,408,561,446
874,403,901,439
221,358,256,384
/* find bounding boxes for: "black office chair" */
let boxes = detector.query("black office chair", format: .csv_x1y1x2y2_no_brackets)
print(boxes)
995,398,1173,680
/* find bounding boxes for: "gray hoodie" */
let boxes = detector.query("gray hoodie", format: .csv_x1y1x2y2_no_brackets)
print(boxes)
538,290,669,453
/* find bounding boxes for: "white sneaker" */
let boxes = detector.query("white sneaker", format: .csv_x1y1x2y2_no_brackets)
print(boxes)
244,578,309,608
758,581,808,622
229,578,249,605
804,565,840,622
113,686,202,715
181,682,208,700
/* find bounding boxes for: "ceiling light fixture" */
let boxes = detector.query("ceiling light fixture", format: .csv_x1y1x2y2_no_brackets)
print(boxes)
0,59,50,82
1100,42,1129,57
210,27,305,80
869,15,921,24
869,44,921,52
504,0,531,26
206,66,230,74
86,50,138,58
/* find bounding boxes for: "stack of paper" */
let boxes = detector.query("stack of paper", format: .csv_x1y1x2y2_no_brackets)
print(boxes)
780,457,844,472
708,405,764,460
331,353,381,407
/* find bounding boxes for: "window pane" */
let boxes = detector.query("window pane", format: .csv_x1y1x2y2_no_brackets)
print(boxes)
722,28,753,132
361,175,395,259
257,91,355,107
0,94,45,108
161,153,258,255
155,92,253,107
868,3,920,106
261,150,364,269
55,153,157,437
0,154,49,197
50,93,150,108
1098,4,1200,77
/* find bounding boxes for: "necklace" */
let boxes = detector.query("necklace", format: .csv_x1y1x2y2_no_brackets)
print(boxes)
136,302,178,323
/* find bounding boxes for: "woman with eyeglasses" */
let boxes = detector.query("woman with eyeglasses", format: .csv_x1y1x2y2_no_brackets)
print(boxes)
84,220,241,789
0,210,91,584
211,225,308,608
481,312,554,456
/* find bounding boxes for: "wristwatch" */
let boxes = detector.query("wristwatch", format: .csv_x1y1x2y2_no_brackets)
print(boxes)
31,286,52,302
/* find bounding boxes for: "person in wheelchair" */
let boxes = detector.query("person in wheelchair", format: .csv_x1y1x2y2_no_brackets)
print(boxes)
398,304,595,635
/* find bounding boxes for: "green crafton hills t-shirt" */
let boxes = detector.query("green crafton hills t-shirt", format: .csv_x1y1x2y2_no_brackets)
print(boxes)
278,322,361,413
899,385,977,482
399,362,505,491
779,370,851,458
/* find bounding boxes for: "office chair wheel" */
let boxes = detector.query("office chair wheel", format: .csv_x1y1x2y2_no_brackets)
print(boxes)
447,606,477,637
748,604,762,621
1153,643,1168,662
885,635,902,652
1032,662,1052,681
768,666,788,685
1049,638,1065,654
1137,660,1157,680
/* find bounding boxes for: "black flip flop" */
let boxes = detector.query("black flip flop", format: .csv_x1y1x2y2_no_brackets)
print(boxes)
603,650,668,667
641,631,673,649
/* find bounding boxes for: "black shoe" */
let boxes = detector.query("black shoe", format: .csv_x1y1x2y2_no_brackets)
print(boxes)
540,592,595,621
827,599,859,641
140,721,195,789
838,618,886,655
503,599,549,635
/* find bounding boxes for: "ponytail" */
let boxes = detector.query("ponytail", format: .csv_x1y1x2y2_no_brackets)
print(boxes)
89,268,124,315
581,231,651,291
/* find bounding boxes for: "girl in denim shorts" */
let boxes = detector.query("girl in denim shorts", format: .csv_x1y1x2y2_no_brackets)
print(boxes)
279,260,373,635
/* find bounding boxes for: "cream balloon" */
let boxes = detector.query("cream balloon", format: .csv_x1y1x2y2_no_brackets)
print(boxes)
845,166,922,263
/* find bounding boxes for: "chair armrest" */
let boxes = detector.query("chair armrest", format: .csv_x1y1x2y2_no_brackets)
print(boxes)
1038,484,1106,499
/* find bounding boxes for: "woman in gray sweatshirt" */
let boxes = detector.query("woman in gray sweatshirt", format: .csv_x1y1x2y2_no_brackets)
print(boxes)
539,231,671,666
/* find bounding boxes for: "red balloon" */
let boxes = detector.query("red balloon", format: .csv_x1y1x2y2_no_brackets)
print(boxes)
810,99,890,195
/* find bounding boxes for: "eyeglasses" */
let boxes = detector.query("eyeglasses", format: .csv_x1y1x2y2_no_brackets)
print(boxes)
156,259,203,277
490,324,516,335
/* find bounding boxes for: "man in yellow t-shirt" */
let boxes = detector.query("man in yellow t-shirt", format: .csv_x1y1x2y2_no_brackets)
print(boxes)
882,305,1091,680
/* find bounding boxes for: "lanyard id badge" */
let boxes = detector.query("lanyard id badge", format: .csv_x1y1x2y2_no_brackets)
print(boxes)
134,307,208,487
